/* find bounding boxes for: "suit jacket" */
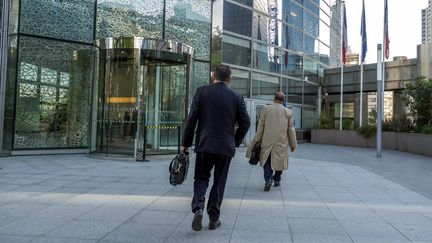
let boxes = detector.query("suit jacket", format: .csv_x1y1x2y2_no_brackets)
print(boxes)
246,103,297,171
181,82,251,157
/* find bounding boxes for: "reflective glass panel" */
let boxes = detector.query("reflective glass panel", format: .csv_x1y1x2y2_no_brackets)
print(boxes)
192,61,210,94
283,77,302,104
97,0,164,39
303,81,318,106
223,1,252,37
304,10,319,37
304,55,318,83
320,8,331,26
223,35,251,67
302,107,317,129
318,20,330,46
281,52,303,78
20,0,94,43
253,42,281,73
8,0,20,34
285,25,303,52
286,1,303,30
304,34,318,54
253,13,282,46
165,0,211,61
3,37,18,150
14,36,93,149
231,68,250,97
304,0,319,15
254,0,283,21
252,72,280,100
231,0,252,7
319,41,330,65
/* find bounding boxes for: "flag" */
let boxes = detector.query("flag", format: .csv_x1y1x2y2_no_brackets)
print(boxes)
360,0,367,63
342,3,348,65
384,0,390,59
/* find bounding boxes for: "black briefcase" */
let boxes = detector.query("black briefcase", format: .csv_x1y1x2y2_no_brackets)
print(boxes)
248,142,261,165
169,151,190,186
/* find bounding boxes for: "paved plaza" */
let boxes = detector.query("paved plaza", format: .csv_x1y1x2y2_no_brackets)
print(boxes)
0,144,432,243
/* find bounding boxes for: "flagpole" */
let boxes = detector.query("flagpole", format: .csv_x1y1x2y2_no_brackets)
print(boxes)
382,0,388,122
359,0,366,127
340,0,344,131
360,61,364,127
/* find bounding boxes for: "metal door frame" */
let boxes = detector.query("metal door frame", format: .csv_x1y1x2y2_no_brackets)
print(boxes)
0,0,10,156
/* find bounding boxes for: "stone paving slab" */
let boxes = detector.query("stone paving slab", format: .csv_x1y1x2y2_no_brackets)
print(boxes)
0,144,432,242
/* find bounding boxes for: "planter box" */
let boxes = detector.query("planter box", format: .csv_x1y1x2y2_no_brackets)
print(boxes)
311,129,432,157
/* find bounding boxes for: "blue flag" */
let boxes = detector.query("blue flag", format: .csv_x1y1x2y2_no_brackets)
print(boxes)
361,0,367,63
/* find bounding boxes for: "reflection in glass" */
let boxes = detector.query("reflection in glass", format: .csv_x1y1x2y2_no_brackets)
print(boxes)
223,1,252,37
20,0,94,43
252,72,280,100
285,25,303,52
3,37,18,150
304,34,318,54
282,52,303,78
304,55,318,83
303,107,317,129
286,1,303,30
97,0,164,39
14,37,93,149
8,0,20,34
223,35,251,67
283,77,302,105
253,42,281,73
253,13,282,48
304,10,319,38
165,0,211,61
232,0,253,7
192,61,210,94
303,81,319,106
231,68,250,97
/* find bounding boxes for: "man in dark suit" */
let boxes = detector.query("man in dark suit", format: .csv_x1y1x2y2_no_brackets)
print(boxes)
181,65,250,231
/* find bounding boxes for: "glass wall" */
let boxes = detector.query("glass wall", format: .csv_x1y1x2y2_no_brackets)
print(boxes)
3,0,212,152
97,0,212,97
21,0,94,43
14,37,93,149
215,0,340,130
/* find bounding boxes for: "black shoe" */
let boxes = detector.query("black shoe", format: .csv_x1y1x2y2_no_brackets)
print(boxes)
209,220,221,230
192,209,203,231
264,181,272,191
273,180,281,187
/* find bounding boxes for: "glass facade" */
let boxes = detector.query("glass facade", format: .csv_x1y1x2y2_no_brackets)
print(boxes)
213,0,341,132
1,0,340,153
14,37,93,149
1,0,212,154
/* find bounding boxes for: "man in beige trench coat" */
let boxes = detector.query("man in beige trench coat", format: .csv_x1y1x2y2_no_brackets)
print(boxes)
247,92,297,191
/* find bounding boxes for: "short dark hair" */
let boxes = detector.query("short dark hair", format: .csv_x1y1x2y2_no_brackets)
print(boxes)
274,92,285,103
214,65,232,82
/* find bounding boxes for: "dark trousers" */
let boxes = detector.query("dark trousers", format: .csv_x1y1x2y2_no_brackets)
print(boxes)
192,152,232,222
263,156,282,182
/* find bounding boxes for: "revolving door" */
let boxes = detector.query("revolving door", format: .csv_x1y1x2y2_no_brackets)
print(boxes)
90,38,193,160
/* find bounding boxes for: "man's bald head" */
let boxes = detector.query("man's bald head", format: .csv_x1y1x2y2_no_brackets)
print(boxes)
274,92,285,103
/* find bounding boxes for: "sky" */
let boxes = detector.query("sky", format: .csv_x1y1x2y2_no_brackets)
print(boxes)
344,0,428,64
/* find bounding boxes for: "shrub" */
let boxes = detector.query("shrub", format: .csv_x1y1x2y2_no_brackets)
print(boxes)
368,109,377,126
342,118,353,130
356,124,376,138
319,112,334,129
383,114,414,133
420,125,432,134
403,76,432,128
